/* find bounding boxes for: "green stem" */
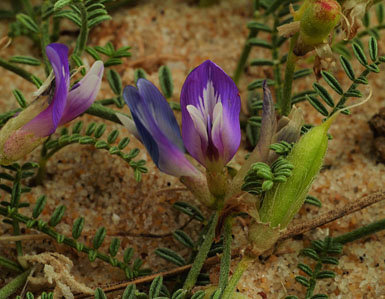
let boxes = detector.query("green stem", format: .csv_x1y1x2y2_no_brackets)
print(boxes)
279,33,298,116
233,30,258,85
97,98,118,106
51,17,60,42
218,217,233,296
85,103,125,125
0,206,130,273
272,13,282,105
305,262,322,298
34,158,47,186
199,0,220,7
0,255,23,273
332,218,385,245
20,0,34,18
11,171,23,257
183,211,220,292
221,256,252,299
105,0,139,11
0,269,31,298
330,61,381,116
40,18,51,75
0,58,39,85
73,1,88,59
253,0,260,11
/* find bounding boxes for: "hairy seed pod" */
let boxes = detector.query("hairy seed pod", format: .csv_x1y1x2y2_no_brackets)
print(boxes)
294,0,341,55
258,114,337,229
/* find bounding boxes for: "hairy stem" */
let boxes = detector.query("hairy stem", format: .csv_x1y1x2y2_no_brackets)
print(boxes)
279,33,298,116
73,1,88,58
0,58,40,85
199,0,220,7
221,256,252,299
34,158,47,185
233,28,259,85
0,269,31,298
20,0,34,18
40,18,51,76
0,206,130,274
218,217,233,296
183,210,220,292
333,217,385,244
85,104,125,125
272,13,282,105
11,170,23,257
0,255,23,273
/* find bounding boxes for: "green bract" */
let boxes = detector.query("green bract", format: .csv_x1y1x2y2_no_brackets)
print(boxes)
258,115,336,228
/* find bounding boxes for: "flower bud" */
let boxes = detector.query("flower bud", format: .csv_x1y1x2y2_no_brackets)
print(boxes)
294,0,341,55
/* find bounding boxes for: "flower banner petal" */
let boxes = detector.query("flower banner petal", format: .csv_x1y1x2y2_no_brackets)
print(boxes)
180,60,241,167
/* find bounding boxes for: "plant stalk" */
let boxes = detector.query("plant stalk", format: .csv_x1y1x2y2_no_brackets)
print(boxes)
0,269,31,298
280,33,298,116
333,218,385,245
183,210,220,292
233,28,259,85
0,58,40,85
0,206,129,273
218,216,233,296
0,255,23,273
73,1,89,59
221,256,252,299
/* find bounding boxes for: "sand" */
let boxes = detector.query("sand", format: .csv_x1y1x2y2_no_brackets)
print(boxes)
0,0,384,298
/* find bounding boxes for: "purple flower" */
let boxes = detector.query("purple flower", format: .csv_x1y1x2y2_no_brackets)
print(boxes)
0,43,104,164
120,79,199,177
181,60,241,170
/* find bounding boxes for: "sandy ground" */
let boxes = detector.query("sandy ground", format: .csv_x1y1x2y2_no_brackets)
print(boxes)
0,0,385,298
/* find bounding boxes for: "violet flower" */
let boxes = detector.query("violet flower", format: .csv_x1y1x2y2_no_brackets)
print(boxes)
120,60,240,175
181,60,241,172
0,43,104,165
119,78,200,177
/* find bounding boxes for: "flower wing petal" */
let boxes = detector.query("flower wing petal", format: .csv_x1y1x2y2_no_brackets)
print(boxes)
59,61,104,125
123,85,198,177
137,79,184,152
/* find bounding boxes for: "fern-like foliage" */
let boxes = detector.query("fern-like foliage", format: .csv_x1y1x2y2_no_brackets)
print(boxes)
155,202,218,287
240,1,385,146
0,163,149,281
242,156,294,195
40,121,147,181
286,236,343,299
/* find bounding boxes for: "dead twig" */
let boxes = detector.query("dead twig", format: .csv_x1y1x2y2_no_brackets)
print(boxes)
0,234,50,242
281,190,385,240
74,191,385,298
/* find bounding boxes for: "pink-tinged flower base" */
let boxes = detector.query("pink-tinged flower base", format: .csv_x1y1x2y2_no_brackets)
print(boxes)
0,43,104,165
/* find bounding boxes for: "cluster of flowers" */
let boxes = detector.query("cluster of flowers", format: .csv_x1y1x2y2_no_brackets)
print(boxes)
0,43,242,186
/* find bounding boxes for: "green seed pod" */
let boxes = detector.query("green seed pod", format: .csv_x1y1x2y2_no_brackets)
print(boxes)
294,0,341,55
258,114,337,229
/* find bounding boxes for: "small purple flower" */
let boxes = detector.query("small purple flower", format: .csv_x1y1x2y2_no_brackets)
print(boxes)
181,60,241,170
26,43,104,135
120,79,199,177
0,43,104,164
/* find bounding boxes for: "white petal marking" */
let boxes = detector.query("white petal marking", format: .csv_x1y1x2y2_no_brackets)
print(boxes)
116,113,141,141
211,102,223,150
187,104,208,144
